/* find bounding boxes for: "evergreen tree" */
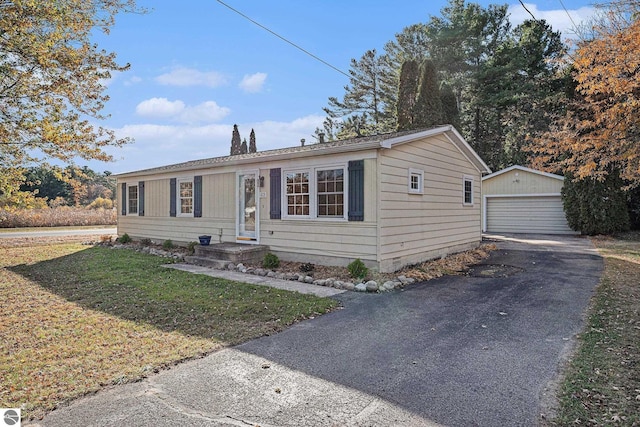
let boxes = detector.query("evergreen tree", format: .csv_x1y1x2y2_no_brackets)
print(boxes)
562,171,630,235
249,129,257,153
440,83,459,128
240,138,248,154
230,124,241,155
396,60,420,131
324,49,396,136
413,60,443,129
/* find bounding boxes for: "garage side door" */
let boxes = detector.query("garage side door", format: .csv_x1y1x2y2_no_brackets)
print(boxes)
486,196,575,234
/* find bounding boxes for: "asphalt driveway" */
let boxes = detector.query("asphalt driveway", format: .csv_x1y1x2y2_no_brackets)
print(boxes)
33,234,602,427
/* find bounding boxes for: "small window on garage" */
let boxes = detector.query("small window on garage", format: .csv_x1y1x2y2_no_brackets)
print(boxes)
463,176,474,206
408,168,424,194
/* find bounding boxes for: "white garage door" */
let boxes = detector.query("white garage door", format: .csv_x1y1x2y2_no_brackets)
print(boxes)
486,196,574,234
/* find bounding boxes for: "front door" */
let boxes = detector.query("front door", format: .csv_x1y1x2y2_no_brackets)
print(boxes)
237,172,258,242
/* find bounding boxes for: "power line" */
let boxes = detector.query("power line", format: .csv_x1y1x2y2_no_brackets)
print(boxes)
558,0,579,33
214,0,350,79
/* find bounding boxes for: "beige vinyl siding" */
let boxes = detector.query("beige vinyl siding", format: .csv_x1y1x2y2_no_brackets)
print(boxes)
378,135,482,271
483,169,563,195
257,157,378,267
118,172,237,244
486,196,574,234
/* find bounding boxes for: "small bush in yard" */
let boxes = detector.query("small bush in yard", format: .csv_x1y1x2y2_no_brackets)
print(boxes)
263,252,280,269
140,238,152,246
162,240,174,250
118,233,132,244
348,258,368,280
187,241,197,255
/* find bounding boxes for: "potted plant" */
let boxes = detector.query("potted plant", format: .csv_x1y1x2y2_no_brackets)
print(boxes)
198,235,212,245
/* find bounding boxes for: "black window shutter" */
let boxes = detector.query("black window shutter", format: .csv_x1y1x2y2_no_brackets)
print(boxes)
121,183,127,216
169,178,177,217
138,181,145,216
348,160,364,221
270,168,281,219
194,175,202,218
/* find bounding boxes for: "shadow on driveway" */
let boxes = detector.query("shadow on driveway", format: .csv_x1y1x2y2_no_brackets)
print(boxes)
236,234,602,426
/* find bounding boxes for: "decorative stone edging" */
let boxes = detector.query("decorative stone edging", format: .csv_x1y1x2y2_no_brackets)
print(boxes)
106,243,415,293
229,263,415,293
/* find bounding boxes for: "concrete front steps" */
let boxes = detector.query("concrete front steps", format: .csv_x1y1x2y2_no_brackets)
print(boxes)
185,242,269,269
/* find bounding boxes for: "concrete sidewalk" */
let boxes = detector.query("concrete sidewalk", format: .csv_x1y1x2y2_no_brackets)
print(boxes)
164,263,345,298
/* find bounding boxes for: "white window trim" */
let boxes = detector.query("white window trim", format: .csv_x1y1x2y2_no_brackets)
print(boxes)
177,177,194,218
282,164,348,221
463,175,474,206
408,168,424,194
127,183,139,216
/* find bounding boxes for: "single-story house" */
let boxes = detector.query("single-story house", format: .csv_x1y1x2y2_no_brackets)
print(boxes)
482,165,575,235
116,125,491,273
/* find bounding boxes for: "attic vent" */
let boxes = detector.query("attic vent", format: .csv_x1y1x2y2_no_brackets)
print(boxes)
318,131,325,143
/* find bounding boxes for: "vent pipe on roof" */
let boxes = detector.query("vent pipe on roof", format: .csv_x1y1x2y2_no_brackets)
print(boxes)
318,131,325,144
300,138,305,147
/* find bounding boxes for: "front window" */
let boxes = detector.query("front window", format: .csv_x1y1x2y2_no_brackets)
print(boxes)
128,185,138,215
286,171,310,216
283,165,347,219
317,168,344,217
179,179,193,215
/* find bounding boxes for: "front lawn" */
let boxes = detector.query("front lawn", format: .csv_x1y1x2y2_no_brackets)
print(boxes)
0,239,337,421
550,232,640,425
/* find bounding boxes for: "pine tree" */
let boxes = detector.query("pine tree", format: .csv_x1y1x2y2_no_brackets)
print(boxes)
396,60,420,131
249,129,257,153
324,49,395,136
230,124,241,155
240,138,248,154
440,83,459,128
413,60,443,129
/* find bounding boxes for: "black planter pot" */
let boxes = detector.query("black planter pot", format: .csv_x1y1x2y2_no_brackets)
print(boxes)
198,235,212,246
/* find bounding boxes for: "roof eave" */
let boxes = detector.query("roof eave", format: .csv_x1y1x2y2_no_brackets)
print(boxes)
381,125,491,175
482,164,564,181
115,140,382,179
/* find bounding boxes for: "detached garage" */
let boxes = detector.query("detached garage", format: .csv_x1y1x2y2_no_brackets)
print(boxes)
482,165,575,235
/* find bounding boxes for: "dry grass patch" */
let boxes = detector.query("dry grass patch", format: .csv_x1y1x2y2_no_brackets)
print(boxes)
549,232,640,425
0,237,336,421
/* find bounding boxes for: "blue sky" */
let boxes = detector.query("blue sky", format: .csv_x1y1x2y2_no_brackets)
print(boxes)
88,0,597,174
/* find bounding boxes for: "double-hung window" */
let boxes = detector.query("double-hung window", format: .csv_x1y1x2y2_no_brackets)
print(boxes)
463,176,474,206
285,171,310,216
178,178,194,216
317,168,344,217
284,165,346,219
127,184,138,215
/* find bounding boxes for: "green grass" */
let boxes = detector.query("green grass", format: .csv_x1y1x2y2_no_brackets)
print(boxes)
0,241,337,421
550,233,640,426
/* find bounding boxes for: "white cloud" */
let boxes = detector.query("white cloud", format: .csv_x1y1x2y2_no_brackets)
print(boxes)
179,101,231,124
107,114,325,173
239,72,267,93
155,66,227,87
135,98,230,124
124,76,143,86
136,97,185,118
508,3,597,38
